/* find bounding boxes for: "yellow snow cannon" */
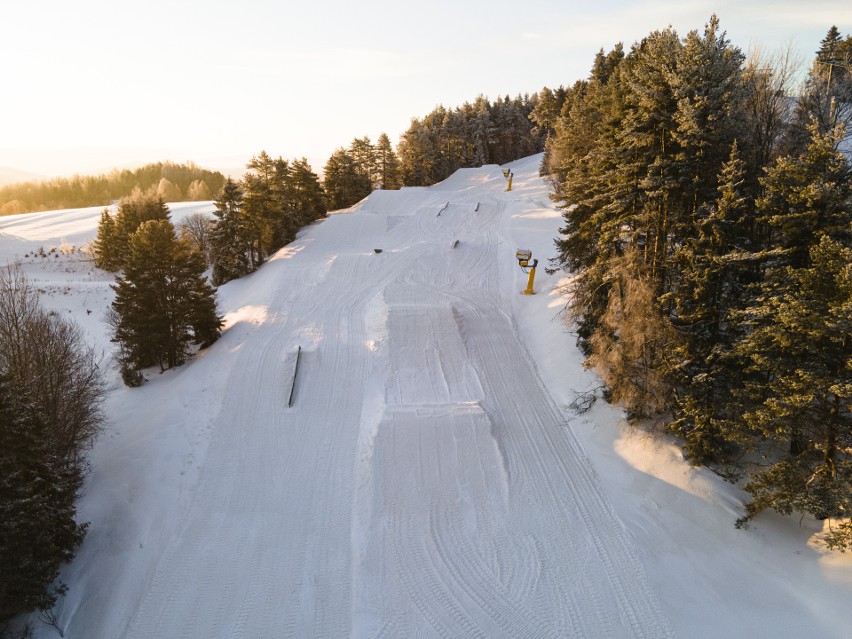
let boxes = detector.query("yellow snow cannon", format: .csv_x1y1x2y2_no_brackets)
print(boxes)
515,249,538,295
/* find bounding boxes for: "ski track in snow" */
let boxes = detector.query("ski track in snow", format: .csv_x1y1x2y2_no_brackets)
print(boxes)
10,160,675,637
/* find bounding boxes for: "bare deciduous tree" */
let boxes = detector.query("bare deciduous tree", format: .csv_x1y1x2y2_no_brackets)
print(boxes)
178,212,214,266
0,263,104,463
743,42,802,169
587,251,678,419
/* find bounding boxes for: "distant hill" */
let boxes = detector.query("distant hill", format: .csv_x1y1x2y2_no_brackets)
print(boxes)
0,161,225,215
0,166,45,186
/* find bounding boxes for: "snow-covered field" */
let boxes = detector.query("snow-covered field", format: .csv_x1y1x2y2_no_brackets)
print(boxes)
1,157,850,638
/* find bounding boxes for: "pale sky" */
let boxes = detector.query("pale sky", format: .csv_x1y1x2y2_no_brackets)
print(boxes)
1,0,849,179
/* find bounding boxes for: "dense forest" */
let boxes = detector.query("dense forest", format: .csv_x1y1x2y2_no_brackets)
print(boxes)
545,19,852,546
0,162,226,215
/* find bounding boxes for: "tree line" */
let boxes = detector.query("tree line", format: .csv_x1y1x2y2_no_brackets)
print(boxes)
396,94,545,187
320,95,546,209
92,152,327,384
3,93,547,219
0,161,226,216
546,19,852,547
99,96,547,380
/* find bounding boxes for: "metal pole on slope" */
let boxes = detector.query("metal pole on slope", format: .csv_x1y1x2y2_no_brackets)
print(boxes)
285,345,301,407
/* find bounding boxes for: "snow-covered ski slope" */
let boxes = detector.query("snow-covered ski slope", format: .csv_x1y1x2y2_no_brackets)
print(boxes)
2,156,851,638
120,158,669,638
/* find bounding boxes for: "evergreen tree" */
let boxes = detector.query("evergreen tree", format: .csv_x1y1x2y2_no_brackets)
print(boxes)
374,133,401,189
529,85,566,141
668,16,746,220
544,18,852,542
670,142,761,463
394,93,543,187
398,119,438,186
349,136,377,185
93,190,170,271
0,376,86,624
618,27,683,283
112,220,221,378
471,97,492,167
288,158,326,226
93,208,121,271
242,151,278,264
735,237,852,528
550,54,629,348
758,120,852,269
210,178,252,285
322,148,371,209
270,157,296,249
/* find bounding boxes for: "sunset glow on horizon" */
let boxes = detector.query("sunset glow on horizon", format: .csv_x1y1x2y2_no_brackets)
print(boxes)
2,0,848,178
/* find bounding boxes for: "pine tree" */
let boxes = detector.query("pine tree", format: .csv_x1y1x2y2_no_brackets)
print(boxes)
670,142,761,463
374,133,401,189
668,15,746,220
242,151,278,264
112,220,221,377
758,120,852,269
210,179,252,285
618,27,683,283
0,375,86,622
93,190,170,272
543,19,852,541
530,86,565,143
349,136,376,186
397,119,437,186
471,97,492,167
322,148,371,209
288,158,326,226
93,208,121,271
736,237,852,527
270,157,295,249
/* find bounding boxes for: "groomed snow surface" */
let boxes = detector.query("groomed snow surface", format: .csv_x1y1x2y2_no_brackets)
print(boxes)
2,156,850,638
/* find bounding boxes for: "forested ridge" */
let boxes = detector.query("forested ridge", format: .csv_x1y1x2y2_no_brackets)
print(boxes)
0,162,225,216
544,18,852,546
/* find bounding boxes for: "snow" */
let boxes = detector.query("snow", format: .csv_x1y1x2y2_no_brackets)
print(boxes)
1,158,850,637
